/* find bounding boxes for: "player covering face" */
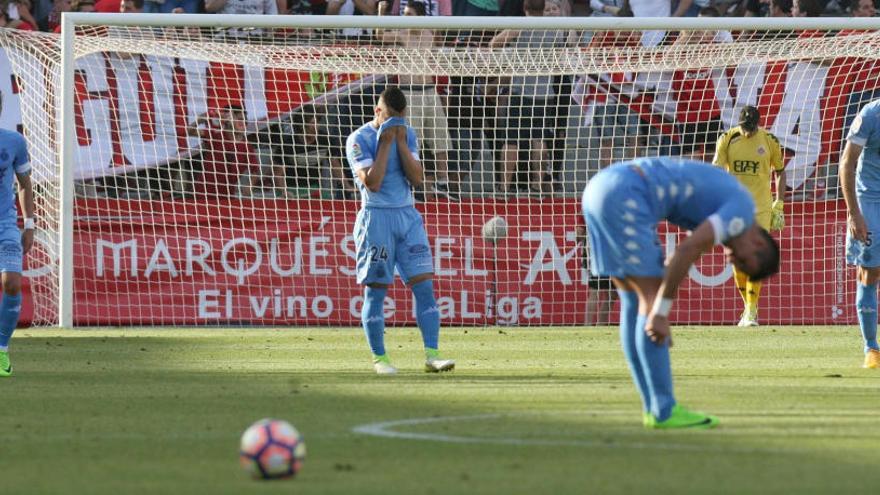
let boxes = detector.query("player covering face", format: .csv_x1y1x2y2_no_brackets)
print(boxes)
582,157,780,429
345,86,455,375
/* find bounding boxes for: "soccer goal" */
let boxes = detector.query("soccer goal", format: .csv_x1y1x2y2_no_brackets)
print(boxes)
1,14,877,327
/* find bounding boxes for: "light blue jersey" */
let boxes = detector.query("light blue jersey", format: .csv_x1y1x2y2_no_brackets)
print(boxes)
0,129,29,274
848,99,880,202
345,120,420,208
0,130,28,226
346,119,432,285
846,100,880,266
583,157,755,279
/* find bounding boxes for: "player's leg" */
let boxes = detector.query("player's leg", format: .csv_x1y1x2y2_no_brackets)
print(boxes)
733,266,750,325
0,238,24,377
856,265,880,368
398,209,453,372
629,276,718,429
740,210,773,326
846,199,880,368
612,277,652,425
354,209,397,374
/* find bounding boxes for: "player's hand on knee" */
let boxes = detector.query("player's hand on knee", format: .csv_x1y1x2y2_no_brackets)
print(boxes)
645,314,672,347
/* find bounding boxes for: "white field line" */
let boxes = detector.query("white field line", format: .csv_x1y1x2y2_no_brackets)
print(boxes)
351,412,850,454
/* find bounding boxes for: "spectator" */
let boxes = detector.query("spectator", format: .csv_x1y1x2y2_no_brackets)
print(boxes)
576,223,618,326
770,0,793,15
388,0,450,15
378,0,458,200
666,6,730,160
327,0,377,38
792,0,826,15
187,105,259,199
205,0,279,40
0,5,33,29
545,0,577,194
140,0,196,14
588,0,624,15
454,0,496,16
489,0,568,197
4,0,37,30
50,0,92,32
851,0,875,15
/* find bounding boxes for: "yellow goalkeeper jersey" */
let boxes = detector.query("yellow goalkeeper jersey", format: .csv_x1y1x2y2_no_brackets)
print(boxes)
713,126,784,215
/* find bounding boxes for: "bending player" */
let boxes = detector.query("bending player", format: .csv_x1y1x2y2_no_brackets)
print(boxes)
582,157,779,428
714,105,786,326
841,99,880,369
345,86,455,375
0,123,34,377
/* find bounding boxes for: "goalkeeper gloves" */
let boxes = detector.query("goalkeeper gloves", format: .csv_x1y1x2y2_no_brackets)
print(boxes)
770,200,785,232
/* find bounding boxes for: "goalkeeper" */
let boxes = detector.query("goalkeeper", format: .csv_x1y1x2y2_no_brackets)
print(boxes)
713,105,786,327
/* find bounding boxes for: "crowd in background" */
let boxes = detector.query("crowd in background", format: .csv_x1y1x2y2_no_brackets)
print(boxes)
28,0,879,201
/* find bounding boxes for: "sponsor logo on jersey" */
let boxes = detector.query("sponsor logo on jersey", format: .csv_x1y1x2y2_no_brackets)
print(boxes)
728,217,746,238
351,142,363,160
757,146,766,156
732,160,759,174
852,114,863,136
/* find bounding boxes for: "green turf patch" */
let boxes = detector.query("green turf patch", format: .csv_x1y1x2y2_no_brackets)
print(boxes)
4,327,876,494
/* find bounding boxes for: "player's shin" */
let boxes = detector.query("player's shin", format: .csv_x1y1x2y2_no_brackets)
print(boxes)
856,283,879,353
411,279,440,351
733,267,749,306
618,290,651,415
635,314,676,422
0,292,22,351
362,286,388,358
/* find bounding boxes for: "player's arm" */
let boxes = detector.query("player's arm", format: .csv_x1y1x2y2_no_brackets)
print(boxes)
841,140,867,242
396,127,424,187
13,137,34,255
645,221,716,345
355,131,395,192
711,131,729,169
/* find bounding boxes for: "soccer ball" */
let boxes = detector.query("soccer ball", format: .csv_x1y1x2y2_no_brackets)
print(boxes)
482,216,509,242
239,418,306,480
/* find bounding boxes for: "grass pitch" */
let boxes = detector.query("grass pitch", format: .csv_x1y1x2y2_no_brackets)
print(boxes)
5,326,878,494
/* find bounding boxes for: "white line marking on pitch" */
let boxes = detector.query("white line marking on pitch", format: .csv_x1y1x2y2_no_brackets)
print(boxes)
351,413,806,454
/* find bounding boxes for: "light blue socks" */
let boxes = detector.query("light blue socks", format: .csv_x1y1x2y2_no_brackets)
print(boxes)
411,279,440,350
0,293,22,351
856,283,879,353
362,286,387,356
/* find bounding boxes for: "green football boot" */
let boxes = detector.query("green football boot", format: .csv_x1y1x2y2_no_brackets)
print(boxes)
649,405,718,430
0,350,12,377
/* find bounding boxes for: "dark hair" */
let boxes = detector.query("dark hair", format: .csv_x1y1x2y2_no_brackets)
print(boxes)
523,0,545,15
771,0,793,14
380,86,407,113
796,0,825,15
406,0,427,16
739,105,760,133
125,0,145,8
698,5,721,16
749,228,781,282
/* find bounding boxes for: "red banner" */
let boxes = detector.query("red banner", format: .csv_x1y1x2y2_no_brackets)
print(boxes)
53,198,853,327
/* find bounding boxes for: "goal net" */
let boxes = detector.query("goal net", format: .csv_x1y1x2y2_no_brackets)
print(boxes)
1,15,876,326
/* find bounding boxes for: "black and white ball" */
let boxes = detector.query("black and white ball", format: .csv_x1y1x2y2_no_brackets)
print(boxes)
482,216,509,242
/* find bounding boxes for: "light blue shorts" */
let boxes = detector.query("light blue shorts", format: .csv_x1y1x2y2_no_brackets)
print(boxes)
582,167,665,280
847,197,880,267
0,226,22,274
354,207,433,285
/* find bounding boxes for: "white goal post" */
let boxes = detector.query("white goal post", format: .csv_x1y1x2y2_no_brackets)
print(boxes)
10,14,880,327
